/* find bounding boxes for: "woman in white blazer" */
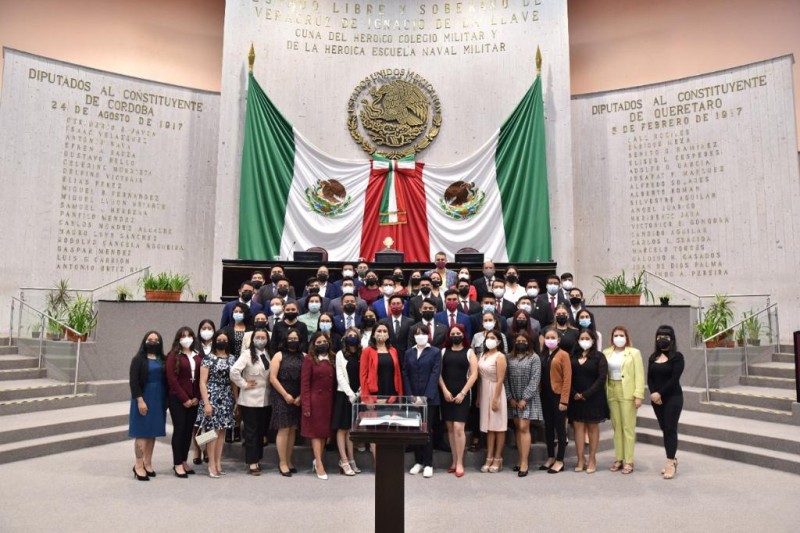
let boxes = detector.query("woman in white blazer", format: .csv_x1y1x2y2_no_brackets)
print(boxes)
230,328,271,475
602,326,644,474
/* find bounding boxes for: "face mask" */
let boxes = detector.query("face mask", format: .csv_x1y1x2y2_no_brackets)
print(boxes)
390,304,404,316
519,304,532,314
570,297,583,307
315,343,330,354
241,290,253,303
562,280,574,291
492,288,505,298
179,337,194,349
546,284,560,295
526,288,539,297
254,320,268,329
232,312,245,323
270,304,283,315
506,275,518,284
356,268,368,277
458,287,470,298
445,301,458,312
363,317,376,328
318,322,331,332
317,273,329,282
200,329,214,341
613,335,627,348
308,302,321,313
515,319,528,330
253,338,268,349
342,285,355,295
458,273,469,281
414,334,429,346
342,269,354,278
286,339,300,351
375,333,389,342
435,260,446,269
431,279,442,288
270,273,282,283
284,311,298,321
277,287,289,297
411,277,421,286
251,280,263,290
578,318,591,328
555,315,568,326
393,274,404,282
483,269,494,278
382,285,395,296
485,338,498,350
343,303,356,314
656,337,671,351
420,286,432,295
308,287,320,296
482,304,496,313
421,310,435,321
579,339,594,351
366,279,378,287
215,340,228,351
483,320,495,331
515,342,529,353
450,334,463,344
544,338,559,350
345,335,360,346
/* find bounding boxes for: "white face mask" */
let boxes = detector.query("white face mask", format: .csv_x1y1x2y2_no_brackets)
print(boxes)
526,288,539,297
546,284,560,295
200,329,214,341
232,312,244,323
270,305,283,315
613,335,627,348
492,288,505,298
342,269,354,278
483,320,495,331
485,338,498,350
382,285,395,296
579,339,594,351
414,334,428,347
179,337,194,349
253,338,268,349
519,304,532,313
342,285,355,295
562,280,574,291
458,273,469,280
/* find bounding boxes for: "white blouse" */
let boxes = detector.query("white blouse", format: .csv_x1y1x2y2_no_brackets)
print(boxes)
607,350,624,380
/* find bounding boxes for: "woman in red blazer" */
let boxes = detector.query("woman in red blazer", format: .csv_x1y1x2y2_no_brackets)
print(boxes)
301,331,337,480
165,326,202,478
359,323,403,399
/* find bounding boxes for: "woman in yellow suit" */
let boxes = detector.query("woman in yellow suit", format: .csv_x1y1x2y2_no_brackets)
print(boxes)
603,326,644,474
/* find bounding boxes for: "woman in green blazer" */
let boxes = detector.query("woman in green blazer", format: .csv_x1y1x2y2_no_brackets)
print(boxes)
602,326,644,474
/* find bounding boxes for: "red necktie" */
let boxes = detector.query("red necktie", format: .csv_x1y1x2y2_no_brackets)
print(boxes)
428,322,433,341
550,295,556,313
462,300,469,313
449,313,456,327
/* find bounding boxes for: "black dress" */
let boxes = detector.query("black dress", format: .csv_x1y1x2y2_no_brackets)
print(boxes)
332,354,361,430
568,351,608,423
376,351,396,396
440,348,472,423
556,328,579,356
269,350,304,430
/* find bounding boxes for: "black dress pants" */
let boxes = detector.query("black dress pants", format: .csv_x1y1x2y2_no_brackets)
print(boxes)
541,391,567,461
652,393,683,459
413,405,438,467
240,405,269,464
168,396,198,466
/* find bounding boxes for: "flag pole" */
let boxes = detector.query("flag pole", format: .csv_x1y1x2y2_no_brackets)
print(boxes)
248,43,256,72
535,45,542,75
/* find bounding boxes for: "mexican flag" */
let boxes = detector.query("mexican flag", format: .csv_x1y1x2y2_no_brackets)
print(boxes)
238,73,551,262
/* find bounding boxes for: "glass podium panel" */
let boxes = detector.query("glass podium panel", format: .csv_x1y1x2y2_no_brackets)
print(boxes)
351,395,428,433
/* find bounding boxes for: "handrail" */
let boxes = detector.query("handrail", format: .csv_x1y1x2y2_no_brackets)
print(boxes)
702,303,777,343
12,297,84,336
19,265,150,295
643,270,702,299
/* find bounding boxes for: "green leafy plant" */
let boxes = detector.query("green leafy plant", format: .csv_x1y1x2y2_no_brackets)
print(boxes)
140,272,191,292
196,291,208,303
115,286,133,301
743,311,763,345
66,296,97,337
44,278,72,339
594,270,654,302
695,294,736,346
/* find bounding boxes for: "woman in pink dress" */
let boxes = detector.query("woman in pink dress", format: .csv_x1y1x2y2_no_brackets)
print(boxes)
478,329,507,473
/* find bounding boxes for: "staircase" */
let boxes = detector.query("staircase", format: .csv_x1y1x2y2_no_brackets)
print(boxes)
0,340,129,464
639,346,800,474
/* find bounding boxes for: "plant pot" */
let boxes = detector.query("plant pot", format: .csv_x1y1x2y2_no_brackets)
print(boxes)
117,294,127,302
145,290,182,302
748,339,761,346
705,339,718,348
197,295,208,303
659,298,670,307
31,331,41,339
65,330,88,342
604,294,641,306
736,339,745,347
46,332,62,341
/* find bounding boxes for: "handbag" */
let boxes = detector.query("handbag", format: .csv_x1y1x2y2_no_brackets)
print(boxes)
195,424,218,447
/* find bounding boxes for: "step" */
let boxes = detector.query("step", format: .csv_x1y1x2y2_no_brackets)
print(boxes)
740,375,796,390
636,427,800,475
0,368,47,381
0,393,96,416
773,352,795,364
708,386,795,411
749,362,795,380
0,345,19,356
0,355,38,370
0,425,129,465
637,408,800,455
0,401,129,445
694,400,795,425
0,379,89,401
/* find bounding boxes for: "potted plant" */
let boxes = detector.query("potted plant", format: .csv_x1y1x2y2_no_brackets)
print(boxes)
695,294,735,348
659,292,671,306
594,269,653,306
116,286,133,302
46,317,64,341
65,296,97,342
197,292,208,303
743,312,763,346
695,315,720,348
735,326,745,347
44,279,72,341
141,272,190,302
30,322,41,339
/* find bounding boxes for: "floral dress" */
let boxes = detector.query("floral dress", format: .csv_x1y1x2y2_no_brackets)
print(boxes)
195,354,235,430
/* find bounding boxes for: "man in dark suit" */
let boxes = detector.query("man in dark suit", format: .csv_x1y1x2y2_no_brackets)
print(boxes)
535,274,568,328
333,263,363,291
407,298,447,349
310,265,342,300
567,287,595,328
408,277,443,323
471,295,509,335
296,277,331,314
334,293,362,335
256,265,296,304
434,289,473,339
380,294,414,361
372,276,404,320
456,279,481,315
329,278,367,316
471,261,497,302
489,279,516,319
220,281,263,329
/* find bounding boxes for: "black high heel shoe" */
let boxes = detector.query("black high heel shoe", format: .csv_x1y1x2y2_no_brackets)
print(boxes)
173,466,188,479
192,457,202,465
133,466,150,481
144,468,156,478
518,469,529,477
279,466,292,477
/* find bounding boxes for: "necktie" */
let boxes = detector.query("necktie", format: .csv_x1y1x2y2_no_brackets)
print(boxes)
450,313,456,327
427,322,433,341
462,300,469,313
550,295,556,313
347,316,353,329
394,319,400,334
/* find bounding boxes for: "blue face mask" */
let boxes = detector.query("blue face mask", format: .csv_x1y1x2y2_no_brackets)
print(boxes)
345,335,360,346
482,304,496,313
319,322,332,332
578,318,592,328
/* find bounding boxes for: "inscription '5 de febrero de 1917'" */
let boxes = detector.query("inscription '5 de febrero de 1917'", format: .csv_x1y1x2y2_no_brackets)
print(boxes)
348,69,442,159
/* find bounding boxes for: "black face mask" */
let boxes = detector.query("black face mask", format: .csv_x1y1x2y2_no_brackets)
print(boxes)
286,339,300,351
254,321,268,329
393,274,404,282
308,287,320,295
315,343,330,354
656,337,671,351
343,303,356,314
421,310,435,321
251,280,263,290
241,290,253,302
345,336,360,346
555,315,568,325
277,287,289,297
570,297,583,306
515,342,529,353
362,317,376,328
317,273,329,282
450,335,463,344
271,273,282,283
515,319,528,330
458,287,470,298
366,279,378,287
420,286,431,295
214,340,228,351
284,311,298,321
411,278,421,286
431,280,442,288
144,341,160,354
506,275,518,284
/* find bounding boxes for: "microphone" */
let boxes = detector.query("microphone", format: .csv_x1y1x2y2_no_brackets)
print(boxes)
286,240,297,261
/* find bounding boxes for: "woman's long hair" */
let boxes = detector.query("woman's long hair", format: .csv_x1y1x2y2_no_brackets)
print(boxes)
170,326,195,375
249,327,270,365
649,324,678,363
135,330,165,364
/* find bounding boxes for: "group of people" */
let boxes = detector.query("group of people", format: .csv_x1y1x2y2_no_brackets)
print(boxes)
128,258,684,481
